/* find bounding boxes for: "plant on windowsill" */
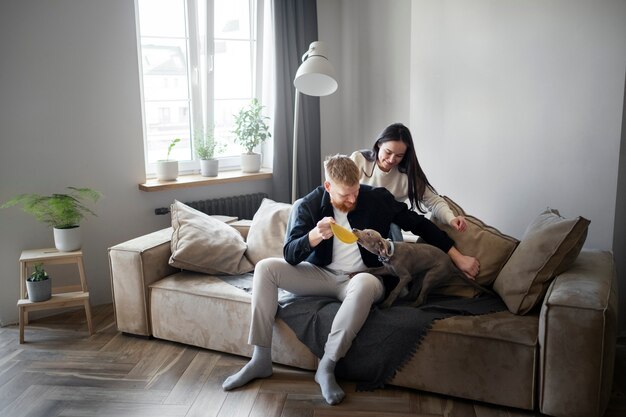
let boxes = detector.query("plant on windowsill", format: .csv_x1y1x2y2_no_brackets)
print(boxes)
1,187,102,252
26,263,51,302
233,98,271,173
156,138,181,181
194,129,225,177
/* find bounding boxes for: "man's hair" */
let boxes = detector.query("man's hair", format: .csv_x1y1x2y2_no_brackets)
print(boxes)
324,154,360,186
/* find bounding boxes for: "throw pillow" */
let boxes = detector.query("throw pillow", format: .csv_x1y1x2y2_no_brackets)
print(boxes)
493,208,590,315
431,196,519,297
169,200,254,275
245,198,292,264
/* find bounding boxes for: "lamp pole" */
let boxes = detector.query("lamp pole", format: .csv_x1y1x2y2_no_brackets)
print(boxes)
292,89,301,203
291,41,338,203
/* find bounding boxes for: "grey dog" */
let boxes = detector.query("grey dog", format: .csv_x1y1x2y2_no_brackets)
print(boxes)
352,228,492,309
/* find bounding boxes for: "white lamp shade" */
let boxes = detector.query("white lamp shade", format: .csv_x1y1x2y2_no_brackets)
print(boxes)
291,41,338,203
294,42,338,97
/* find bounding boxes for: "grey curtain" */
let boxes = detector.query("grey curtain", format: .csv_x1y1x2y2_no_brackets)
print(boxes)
272,0,321,203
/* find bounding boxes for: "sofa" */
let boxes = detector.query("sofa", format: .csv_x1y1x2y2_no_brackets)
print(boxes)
108,197,618,417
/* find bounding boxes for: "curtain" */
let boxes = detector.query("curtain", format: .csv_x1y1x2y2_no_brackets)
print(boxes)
272,0,321,203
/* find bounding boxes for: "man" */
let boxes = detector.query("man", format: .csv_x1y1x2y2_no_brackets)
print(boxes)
223,155,478,405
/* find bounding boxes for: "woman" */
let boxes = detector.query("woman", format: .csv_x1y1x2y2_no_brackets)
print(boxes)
350,122,467,232
350,122,479,278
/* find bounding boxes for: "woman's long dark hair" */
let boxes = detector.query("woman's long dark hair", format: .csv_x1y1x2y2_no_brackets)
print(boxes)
361,123,435,213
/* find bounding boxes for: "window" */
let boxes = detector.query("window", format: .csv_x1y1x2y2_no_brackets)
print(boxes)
136,0,267,175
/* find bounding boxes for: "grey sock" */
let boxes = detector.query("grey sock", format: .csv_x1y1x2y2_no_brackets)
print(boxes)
222,345,273,391
315,354,345,405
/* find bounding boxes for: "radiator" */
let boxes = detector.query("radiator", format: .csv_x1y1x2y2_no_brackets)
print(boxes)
155,192,268,220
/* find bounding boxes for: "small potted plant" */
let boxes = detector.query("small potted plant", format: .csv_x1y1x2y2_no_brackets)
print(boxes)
194,129,224,177
233,98,271,173
26,263,51,302
1,187,102,252
156,138,180,181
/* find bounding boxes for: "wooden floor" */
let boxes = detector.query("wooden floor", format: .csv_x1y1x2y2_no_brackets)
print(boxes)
0,304,624,417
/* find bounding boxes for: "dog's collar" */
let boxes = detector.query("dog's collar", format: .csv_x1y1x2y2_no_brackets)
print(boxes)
378,239,395,263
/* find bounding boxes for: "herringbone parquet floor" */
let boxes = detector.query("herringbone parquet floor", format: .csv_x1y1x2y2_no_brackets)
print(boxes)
0,304,624,417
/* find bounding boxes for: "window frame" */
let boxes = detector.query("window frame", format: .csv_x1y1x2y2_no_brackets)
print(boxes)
135,0,266,178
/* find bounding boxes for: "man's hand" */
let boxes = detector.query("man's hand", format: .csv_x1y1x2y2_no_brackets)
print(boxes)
447,246,480,279
309,217,335,247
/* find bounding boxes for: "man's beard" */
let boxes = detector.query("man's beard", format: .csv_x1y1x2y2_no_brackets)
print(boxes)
331,199,356,213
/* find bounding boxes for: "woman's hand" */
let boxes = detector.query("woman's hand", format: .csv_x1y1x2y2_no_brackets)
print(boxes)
309,217,335,247
450,216,468,232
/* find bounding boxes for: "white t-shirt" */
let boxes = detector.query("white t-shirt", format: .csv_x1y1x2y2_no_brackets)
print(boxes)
326,208,367,273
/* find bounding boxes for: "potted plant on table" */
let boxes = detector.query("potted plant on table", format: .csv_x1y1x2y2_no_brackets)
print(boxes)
26,263,51,302
1,186,102,252
194,129,224,177
156,138,180,181
233,98,271,173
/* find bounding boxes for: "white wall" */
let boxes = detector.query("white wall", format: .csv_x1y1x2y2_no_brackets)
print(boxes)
318,0,412,162
319,0,626,331
410,0,625,249
0,0,271,326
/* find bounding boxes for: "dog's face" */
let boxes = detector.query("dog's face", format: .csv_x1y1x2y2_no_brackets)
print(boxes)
352,228,392,257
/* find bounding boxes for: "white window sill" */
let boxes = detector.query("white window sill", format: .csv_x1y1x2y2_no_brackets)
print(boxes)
138,169,272,192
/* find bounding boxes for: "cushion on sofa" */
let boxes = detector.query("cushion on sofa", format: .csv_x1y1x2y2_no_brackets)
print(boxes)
431,196,519,297
493,208,590,315
245,198,292,264
169,200,254,275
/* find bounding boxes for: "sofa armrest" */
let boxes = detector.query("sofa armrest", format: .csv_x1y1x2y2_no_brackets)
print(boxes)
538,250,618,417
108,227,178,336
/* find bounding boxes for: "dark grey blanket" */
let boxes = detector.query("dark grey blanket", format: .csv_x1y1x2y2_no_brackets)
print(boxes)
276,293,506,390
218,273,507,391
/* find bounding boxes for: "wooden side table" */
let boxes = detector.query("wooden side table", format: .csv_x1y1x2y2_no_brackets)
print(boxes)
18,248,94,343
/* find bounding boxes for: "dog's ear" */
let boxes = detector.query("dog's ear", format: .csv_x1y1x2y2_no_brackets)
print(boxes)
376,239,386,256
377,238,392,257
382,240,393,257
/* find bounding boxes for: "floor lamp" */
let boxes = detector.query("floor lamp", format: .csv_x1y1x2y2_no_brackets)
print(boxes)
292,41,338,203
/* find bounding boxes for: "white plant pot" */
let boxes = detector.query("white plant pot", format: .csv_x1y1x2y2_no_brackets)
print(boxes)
54,227,82,252
241,153,262,173
156,160,179,181
200,159,219,177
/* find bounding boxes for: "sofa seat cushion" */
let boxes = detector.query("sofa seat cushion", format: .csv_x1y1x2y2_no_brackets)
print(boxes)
391,310,539,410
149,270,540,410
149,271,318,370
151,272,252,303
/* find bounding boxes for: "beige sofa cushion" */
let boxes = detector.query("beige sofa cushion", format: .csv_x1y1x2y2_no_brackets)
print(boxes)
245,198,292,264
169,200,254,275
431,196,519,296
150,271,319,370
494,208,590,315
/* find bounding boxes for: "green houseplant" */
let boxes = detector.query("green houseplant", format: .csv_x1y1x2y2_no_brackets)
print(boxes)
1,187,102,252
156,138,181,181
194,129,224,177
26,263,51,302
233,98,271,173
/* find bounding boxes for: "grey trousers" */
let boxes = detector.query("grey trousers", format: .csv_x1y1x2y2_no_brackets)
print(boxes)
249,257,385,362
